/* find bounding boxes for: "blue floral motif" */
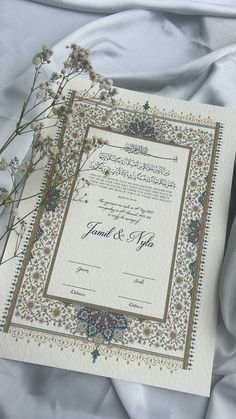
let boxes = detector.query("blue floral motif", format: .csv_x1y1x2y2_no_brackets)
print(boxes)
188,219,201,245
125,118,157,140
143,101,150,111
57,158,63,170
189,260,196,278
198,190,206,207
77,306,127,342
91,348,100,363
45,189,61,212
35,226,44,242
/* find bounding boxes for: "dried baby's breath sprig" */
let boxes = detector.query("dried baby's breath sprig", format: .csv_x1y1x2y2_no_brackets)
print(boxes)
0,43,118,265
51,105,74,126
83,136,109,154
32,44,53,66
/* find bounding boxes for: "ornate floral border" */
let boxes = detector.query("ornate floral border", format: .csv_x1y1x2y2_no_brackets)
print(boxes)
1,90,222,371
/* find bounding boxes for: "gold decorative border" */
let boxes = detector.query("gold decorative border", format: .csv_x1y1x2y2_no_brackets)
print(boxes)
10,324,183,372
183,122,221,369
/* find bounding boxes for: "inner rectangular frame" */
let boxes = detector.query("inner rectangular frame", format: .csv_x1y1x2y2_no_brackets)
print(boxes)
43,124,192,322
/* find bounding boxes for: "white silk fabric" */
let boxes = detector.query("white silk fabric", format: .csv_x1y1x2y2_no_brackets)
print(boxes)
0,0,236,418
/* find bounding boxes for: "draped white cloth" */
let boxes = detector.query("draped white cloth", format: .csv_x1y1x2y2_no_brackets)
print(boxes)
1,0,236,417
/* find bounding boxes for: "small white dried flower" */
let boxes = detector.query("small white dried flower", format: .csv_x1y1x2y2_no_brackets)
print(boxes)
99,81,109,90
50,72,61,81
89,70,98,82
30,122,36,130
48,146,60,158
96,137,105,146
100,91,108,101
9,157,19,174
42,45,53,62
48,88,57,99
13,208,20,218
0,187,9,205
39,83,47,90
38,135,52,146
102,110,112,122
96,74,104,83
32,44,53,67
32,54,42,66
19,161,30,174
63,44,92,73
36,91,45,100
35,134,52,154
110,87,117,96
83,138,93,153
0,158,8,171
52,105,74,125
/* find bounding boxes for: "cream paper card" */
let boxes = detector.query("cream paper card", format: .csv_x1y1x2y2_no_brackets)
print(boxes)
0,79,235,396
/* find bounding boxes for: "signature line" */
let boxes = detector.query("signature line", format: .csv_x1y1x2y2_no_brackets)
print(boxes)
67,260,101,269
123,272,156,281
118,296,152,305
62,283,96,292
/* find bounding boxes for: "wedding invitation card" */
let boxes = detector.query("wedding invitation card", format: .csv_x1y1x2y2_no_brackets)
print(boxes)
0,79,235,396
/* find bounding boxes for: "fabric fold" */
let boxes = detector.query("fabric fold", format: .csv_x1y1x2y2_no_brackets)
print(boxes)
1,0,236,417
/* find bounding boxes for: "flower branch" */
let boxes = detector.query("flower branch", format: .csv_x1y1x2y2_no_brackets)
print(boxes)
0,43,117,265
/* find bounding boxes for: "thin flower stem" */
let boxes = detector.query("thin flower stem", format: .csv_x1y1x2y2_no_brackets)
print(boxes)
0,198,39,242
2,153,41,206
0,67,41,155
14,231,21,255
0,251,23,266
